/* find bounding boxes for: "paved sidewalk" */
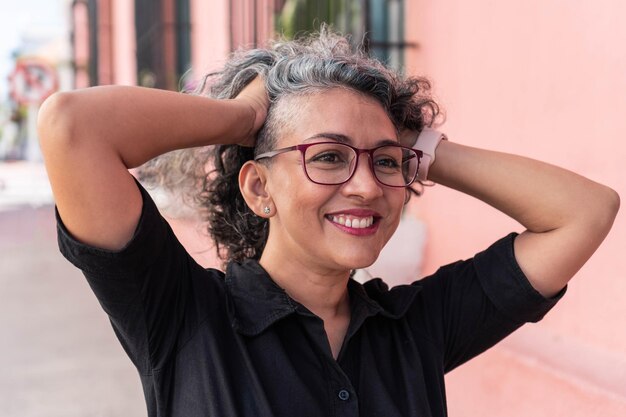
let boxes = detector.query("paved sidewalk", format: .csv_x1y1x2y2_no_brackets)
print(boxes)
0,205,145,416
0,161,53,211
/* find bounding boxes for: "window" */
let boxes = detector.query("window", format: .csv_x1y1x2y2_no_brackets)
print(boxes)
275,0,365,42
135,0,191,90
175,0,192,84
87,0,99,85
365,0,407,70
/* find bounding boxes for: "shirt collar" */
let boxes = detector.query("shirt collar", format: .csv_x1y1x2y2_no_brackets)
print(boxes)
225,260,422,336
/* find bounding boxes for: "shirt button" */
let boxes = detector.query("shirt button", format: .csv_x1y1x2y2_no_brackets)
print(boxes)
338,389,350,401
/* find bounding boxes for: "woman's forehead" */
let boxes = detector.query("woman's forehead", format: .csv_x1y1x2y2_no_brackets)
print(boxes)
274,89,398,147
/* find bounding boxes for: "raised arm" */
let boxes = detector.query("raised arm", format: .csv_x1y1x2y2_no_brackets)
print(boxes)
427,140,619,298
38,79,268,251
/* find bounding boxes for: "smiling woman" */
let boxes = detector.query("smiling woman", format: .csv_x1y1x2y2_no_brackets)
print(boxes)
37,26,619,417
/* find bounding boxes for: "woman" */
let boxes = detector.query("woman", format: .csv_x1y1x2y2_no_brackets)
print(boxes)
38,29,619,417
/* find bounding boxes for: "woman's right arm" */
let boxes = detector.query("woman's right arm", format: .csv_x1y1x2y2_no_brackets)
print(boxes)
38,80,268,251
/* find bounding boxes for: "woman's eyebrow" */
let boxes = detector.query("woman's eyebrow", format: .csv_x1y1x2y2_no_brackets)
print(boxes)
304,133,398,146
304,133,352,143
376,138,401,146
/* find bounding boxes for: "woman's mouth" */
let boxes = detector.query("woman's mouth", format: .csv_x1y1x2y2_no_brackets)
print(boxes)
329,215,374,229
325,213,381,235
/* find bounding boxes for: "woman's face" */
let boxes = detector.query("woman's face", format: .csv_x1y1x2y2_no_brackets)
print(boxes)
262,88,406,274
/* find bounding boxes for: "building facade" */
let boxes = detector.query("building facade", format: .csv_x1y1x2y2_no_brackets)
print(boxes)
70,0,411,89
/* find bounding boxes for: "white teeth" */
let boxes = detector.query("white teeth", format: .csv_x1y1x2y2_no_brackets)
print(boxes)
330,215,375,229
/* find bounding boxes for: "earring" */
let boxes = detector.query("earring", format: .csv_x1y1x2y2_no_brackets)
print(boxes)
263,206,271,215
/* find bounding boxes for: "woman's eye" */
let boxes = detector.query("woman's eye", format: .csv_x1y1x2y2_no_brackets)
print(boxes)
310,152,344,163
375,157,400,168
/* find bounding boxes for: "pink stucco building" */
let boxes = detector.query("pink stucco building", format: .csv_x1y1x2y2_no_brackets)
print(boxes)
70,1,625,415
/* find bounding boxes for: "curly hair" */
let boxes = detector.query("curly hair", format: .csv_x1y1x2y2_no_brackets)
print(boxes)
138,26,441,266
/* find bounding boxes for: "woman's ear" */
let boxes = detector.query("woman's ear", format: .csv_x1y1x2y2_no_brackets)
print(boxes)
239,161,273,217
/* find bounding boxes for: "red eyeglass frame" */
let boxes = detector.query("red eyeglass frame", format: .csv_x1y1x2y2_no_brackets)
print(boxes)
254,141,423,187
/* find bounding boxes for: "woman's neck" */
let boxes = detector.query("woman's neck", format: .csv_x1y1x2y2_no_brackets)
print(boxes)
259,245,353,359
258,252,351,320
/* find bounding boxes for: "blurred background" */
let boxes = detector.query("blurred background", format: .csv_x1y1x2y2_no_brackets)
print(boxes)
1,0,624,416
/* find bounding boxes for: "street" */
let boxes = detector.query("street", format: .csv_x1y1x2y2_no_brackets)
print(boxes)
0,206,145,417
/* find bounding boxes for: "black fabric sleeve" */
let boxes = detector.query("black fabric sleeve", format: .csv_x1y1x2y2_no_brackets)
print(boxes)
473,233,565,323
413,233,566,373
56,180,196,374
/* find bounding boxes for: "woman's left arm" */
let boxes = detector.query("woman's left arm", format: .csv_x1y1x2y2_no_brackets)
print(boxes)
427,140,620,298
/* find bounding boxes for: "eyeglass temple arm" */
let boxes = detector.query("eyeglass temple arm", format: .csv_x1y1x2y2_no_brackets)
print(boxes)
254,146,298,161
402,150,423,163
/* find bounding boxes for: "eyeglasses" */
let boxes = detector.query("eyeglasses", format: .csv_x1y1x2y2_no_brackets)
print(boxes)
254,142,422,187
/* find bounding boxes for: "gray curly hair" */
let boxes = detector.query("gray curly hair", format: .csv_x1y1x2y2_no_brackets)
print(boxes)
137,26,441,265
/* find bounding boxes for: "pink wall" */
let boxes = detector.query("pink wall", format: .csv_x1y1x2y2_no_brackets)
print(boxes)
111,0,136,85
190,0,230,79
72,2,90,89
406,0,626,414
230,0,275,50
97,0,113,84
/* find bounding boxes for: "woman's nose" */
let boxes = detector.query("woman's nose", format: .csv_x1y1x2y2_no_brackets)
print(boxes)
341,155,384,200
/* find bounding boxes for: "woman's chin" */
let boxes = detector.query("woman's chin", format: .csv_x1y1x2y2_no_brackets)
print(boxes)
336,252,380,271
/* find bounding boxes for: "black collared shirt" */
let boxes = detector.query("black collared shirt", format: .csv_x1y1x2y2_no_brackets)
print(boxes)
57,183,564,417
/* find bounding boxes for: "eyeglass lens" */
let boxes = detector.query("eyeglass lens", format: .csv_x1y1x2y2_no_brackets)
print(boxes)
303,143,418,186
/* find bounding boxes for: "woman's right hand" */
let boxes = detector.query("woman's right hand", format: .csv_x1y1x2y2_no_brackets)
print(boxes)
233,76,270,147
